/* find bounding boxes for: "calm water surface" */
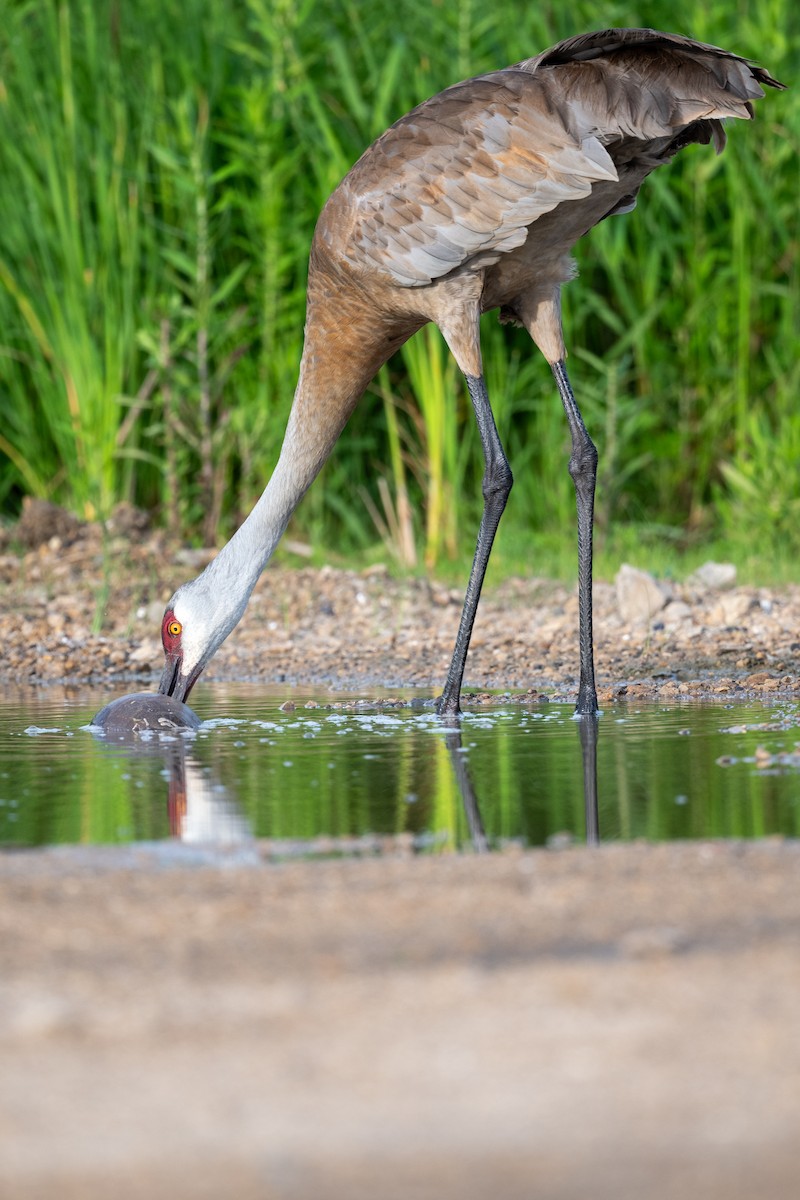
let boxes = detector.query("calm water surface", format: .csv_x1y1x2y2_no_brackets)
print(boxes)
1,683,799,851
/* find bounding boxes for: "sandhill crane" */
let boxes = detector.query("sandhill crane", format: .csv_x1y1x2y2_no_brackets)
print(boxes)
158,28,783,716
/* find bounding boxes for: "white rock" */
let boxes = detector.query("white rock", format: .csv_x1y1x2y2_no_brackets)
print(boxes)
706,593,756,627
615,564,669,626
140,599,165,624
689,561,737,590
128,638,160,665
662,600,693,627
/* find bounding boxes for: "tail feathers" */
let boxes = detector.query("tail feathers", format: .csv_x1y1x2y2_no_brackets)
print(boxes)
516,28,784,146
519,28,784,92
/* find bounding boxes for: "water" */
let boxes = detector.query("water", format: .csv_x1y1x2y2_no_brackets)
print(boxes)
1,683,799,852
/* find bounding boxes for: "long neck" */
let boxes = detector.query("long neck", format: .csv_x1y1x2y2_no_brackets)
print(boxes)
205,276,397,605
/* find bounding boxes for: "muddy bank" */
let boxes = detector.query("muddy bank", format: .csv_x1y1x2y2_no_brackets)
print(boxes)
1,840,799,1199
1,501,799,703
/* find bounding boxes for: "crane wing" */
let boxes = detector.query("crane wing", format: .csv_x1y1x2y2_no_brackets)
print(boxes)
329,71,619,287
320,31,782,290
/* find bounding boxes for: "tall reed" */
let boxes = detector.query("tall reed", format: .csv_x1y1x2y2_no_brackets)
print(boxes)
0,0,795,570
0,3,157,516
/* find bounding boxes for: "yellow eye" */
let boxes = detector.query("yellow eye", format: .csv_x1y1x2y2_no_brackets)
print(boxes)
168,620,182,637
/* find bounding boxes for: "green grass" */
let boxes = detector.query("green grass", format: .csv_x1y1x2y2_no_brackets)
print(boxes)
0,0,797,580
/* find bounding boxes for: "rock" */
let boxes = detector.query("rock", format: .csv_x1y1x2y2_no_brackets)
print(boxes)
91,692,201,736
706,593,756,627
15,498,83,549
689,561,737,590
662,600,693,627
128,639,161,665
138,601,167,625
615,564,669,625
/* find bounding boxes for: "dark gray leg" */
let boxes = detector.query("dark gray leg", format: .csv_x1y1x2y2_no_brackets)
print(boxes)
436,374,513,717
552,358,599,716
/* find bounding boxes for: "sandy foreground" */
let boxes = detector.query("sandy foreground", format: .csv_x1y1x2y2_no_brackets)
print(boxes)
2,841,800,1199
2,504,800,1196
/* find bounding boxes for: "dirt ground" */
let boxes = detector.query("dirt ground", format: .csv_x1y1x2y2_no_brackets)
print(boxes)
2,842,799,1199
2,498,799,704
2,502,800,1197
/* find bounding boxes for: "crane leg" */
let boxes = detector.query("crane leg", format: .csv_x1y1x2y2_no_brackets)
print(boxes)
437,373,512,717
552,359,599,716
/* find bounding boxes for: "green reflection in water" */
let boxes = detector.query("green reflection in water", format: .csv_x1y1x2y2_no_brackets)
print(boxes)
1,685,799,850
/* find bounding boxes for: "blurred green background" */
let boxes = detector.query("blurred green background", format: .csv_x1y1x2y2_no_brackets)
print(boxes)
0,0,796,580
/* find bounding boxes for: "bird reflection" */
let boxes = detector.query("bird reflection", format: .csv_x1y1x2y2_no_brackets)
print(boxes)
443,708,601,849
91,725,252,845
165,748,252,844
577,714,600,847
444,729,489,853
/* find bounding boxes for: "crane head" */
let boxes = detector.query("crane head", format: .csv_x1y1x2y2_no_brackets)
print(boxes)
156,578,220,701
157,562,253,701
158,600,207,703
158,552,257,702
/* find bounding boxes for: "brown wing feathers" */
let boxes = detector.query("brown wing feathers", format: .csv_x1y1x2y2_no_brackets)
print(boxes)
317,29,783,289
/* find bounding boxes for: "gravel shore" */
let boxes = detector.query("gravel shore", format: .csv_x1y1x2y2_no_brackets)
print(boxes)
2,500,799,703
